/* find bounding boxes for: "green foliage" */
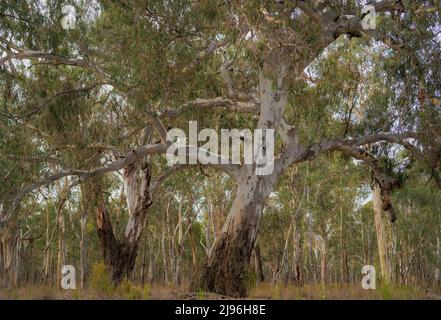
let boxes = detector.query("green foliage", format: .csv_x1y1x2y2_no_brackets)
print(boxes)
89,262,114,298
117,279,150,300
197,290,206,300
88,263,150,299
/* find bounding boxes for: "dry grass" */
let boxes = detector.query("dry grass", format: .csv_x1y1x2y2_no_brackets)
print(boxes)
0,283,439,300
0,283,150,300
249,283,437,300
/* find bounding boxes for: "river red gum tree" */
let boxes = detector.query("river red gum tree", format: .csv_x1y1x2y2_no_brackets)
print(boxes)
3,0,437,296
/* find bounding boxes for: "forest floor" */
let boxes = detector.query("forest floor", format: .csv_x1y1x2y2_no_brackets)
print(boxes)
1,283,440,300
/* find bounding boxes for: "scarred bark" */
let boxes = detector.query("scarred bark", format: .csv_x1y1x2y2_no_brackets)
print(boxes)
195,173,276,297
195,67,286,297
93,161,153,284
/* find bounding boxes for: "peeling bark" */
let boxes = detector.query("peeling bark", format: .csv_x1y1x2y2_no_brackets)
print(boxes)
195,68,286,297
196,174,275,297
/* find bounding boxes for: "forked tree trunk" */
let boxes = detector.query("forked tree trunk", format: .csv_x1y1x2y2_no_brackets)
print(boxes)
95,192,152,283
92,161,153,284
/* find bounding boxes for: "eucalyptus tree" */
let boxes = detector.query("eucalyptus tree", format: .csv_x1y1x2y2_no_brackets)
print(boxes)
1,1,440,297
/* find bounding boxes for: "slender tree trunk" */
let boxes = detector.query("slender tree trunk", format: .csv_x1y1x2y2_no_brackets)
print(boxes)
0,236,4,287
435,237,440,285
306,211,317,283
79,209,87,288
151,238,161,283
165,199,174,283
320,237,328,285
41,202,52,284
3,235,17,288
189,225,198,273
373,184,392,283
54,181,69,287
204,202,213,257
147,236,159,283
13,230,21,287
173,200,184,285
278,218,293,284
290,183,305,286
56,202,66,287
339,205,345,284
161,230,169,285
292,206,303,286
140,244,147,284
253,244,265,284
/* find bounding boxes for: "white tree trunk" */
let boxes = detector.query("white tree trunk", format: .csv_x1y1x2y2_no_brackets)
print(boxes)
197,67,289,296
